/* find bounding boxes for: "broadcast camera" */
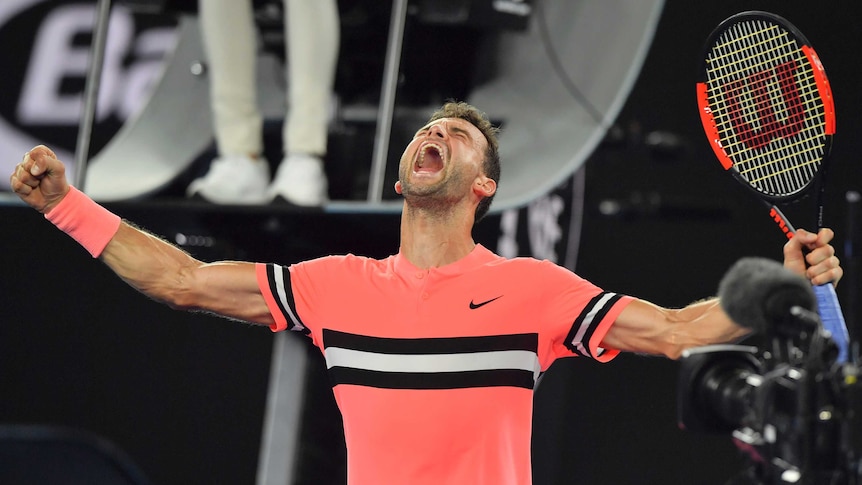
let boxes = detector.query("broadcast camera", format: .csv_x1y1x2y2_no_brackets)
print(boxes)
677,258,861,484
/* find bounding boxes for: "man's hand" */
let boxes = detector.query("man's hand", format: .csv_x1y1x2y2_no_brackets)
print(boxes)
9,145,70,214
783,228,843,286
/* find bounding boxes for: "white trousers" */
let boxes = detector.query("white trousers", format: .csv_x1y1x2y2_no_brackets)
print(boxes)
199,0,339,157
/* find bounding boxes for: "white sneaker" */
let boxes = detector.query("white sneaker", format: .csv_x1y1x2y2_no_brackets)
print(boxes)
267,153,328,206
186,155,270,204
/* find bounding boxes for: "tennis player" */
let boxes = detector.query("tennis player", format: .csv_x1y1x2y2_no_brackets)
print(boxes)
9,102,842,485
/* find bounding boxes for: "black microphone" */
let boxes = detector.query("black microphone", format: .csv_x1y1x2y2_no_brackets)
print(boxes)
717,257,817,335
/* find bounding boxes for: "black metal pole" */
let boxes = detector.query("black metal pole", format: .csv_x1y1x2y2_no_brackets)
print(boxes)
73,0,113,191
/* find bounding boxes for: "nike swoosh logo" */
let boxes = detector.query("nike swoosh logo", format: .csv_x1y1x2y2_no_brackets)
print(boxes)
469,296,503,310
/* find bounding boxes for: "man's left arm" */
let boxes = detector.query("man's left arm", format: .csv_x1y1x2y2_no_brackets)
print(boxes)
600,227,843,359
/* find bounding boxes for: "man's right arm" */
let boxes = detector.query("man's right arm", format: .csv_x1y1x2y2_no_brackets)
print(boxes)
101,222,275,326
10,145,275,327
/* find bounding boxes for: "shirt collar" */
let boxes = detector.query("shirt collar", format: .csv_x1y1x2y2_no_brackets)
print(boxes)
393,244,498,278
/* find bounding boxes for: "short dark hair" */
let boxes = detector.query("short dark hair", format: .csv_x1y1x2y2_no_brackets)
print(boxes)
426,101,501,222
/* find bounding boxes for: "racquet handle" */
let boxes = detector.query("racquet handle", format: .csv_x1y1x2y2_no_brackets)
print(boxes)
775,206,850,363
812,283,850,363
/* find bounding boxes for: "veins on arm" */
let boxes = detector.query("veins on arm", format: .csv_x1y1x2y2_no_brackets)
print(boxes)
601,298,750,359
99,221,274,327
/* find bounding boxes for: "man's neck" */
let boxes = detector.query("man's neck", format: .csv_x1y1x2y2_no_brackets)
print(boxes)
399,203,476,269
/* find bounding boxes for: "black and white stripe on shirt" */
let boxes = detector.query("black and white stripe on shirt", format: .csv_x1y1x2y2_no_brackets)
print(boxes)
564,291,623,359
265,264,309,335
323,330,540,390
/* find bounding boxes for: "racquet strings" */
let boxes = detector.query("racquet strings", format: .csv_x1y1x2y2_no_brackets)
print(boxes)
702,19,829,199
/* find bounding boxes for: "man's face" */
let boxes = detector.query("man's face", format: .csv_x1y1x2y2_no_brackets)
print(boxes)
396,117,488,201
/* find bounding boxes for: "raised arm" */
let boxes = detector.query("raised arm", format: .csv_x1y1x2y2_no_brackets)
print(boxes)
601,297,747,359
601,228,843,359
101,224,274,325
10,145,274,327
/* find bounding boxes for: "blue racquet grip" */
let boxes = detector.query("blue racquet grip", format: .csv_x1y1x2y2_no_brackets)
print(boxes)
812,283,850,363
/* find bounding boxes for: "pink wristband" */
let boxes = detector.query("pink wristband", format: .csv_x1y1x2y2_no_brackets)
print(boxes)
45,186,121,258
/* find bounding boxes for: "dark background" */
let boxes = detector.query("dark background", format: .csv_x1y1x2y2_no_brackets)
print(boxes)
1,1,860,484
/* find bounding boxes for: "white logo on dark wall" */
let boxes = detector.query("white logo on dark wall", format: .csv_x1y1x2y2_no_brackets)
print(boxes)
0,0,177,190
527,194,564,262
497,194,564,262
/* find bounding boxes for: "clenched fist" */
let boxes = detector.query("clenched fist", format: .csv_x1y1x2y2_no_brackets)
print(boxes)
9,145,70,214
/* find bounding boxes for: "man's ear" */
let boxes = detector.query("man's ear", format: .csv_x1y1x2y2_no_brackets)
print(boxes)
394,180,403,194
474,176,496,198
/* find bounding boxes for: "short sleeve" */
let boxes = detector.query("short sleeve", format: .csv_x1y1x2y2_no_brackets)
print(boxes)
255,255,366,350
536,261,633,366
255,262,311,335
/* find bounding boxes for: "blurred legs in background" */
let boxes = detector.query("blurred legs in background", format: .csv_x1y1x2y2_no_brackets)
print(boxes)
189,0,339,206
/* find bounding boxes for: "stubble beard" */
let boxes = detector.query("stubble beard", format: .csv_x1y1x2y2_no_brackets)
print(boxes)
399,169,466,217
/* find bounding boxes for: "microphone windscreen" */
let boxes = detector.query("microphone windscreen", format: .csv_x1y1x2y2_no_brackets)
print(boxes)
717,257,816,333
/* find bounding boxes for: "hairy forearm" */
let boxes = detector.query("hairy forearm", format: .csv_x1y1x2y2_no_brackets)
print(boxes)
100,222,202,308
605,297,752,359
666,298,751,357
99,222,274,326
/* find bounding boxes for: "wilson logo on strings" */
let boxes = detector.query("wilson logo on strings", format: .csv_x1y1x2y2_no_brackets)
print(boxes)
720,59,806,150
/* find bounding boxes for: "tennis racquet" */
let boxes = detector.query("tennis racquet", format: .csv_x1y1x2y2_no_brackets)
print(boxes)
696,11,849,363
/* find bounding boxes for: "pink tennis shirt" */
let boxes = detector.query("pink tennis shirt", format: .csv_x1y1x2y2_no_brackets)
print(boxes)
256,244,632,485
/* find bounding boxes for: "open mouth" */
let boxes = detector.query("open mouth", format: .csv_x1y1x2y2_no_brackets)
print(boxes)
414,143,444,174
